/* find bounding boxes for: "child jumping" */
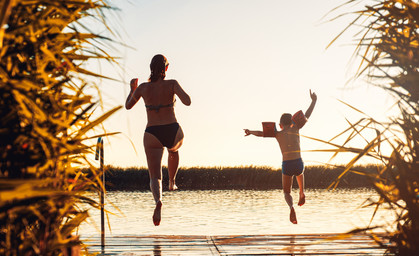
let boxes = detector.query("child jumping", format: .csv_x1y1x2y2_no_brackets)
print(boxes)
244,90,317,224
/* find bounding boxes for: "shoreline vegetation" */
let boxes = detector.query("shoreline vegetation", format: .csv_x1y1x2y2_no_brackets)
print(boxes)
102,165,378,191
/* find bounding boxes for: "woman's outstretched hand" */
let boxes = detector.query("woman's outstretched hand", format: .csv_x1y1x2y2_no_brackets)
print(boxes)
130,78,138,91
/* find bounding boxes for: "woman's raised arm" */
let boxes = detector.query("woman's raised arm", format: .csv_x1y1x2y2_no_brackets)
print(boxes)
173,80,191,106
125,78,142,110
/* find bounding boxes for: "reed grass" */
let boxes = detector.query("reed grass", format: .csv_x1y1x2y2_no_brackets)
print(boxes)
103,165,377,191
0,0,120,254
326,0,419,254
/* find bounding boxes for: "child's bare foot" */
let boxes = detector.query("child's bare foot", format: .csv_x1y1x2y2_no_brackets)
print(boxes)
153,201,162,226
298,193,305,206
169,180,178,191
290,207,297,224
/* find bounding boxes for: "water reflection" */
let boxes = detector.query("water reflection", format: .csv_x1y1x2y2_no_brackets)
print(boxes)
153,242,161,256
285,235,307,255
80,189,394,236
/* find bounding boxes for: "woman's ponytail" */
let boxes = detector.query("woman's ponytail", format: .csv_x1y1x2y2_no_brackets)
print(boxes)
149,54,168,82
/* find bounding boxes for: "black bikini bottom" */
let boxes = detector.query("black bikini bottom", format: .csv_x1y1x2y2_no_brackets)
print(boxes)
145,122,180,148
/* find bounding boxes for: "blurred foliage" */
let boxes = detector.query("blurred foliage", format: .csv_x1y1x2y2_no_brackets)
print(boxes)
325,0,419,255
0,0,121,255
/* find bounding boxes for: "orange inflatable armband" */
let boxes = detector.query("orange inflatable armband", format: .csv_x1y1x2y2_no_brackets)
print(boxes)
292,110,307,129
262,122,277,137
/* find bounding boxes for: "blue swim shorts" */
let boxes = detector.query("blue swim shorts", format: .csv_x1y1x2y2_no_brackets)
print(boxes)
282,158,304,176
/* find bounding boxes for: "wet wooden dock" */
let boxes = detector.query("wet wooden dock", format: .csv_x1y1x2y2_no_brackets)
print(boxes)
85,233,391,255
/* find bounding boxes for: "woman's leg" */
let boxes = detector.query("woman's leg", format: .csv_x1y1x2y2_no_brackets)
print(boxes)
168,127,184,191
144,132,164,226
168,151,179,190
282,174,297,224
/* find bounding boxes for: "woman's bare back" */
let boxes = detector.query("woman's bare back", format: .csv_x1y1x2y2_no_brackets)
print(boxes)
140,79,177,126
127,78,190,126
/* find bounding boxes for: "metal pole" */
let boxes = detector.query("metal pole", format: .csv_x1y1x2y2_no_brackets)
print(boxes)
95,137,105,251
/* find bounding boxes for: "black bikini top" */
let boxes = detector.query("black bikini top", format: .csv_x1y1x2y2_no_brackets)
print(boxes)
145,100,176,112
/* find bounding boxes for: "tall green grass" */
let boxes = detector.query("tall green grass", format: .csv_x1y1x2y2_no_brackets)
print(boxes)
104,165,377,191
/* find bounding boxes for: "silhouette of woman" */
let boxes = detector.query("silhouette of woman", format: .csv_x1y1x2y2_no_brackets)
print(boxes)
125,54,191,226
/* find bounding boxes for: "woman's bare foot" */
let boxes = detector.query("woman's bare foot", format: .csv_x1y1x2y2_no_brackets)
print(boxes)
298,193,305,206
169,180,178,191
153,201,162,226
290,207,297,224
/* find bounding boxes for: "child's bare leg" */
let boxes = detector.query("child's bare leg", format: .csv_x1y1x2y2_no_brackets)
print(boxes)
290,207,297,224
168,150,179,191
282,174,297,224
296,174,305,206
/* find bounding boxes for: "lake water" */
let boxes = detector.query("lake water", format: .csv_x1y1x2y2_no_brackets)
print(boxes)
79,189,394,237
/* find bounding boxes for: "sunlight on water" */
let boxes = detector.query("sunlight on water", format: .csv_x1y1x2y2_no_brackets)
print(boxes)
79,189,395,237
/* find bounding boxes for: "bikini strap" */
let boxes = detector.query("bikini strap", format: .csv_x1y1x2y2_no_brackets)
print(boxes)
145,99,176,112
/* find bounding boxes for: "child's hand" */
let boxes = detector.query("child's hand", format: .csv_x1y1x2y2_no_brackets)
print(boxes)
310,89,317,102
130,78,138,91
244,129,251,136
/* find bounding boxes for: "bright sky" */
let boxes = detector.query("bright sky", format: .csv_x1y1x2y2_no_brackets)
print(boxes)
93,0,397,168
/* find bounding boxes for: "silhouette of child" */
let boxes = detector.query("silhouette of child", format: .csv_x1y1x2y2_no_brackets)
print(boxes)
244,90,317,224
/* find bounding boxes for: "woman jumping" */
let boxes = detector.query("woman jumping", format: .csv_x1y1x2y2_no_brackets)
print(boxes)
125,54,191,226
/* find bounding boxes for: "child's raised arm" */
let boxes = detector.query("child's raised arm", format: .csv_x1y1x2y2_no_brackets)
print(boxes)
304,89,317,119
244,129,263,137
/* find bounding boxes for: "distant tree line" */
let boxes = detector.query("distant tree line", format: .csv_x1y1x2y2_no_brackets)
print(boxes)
102,165,379,191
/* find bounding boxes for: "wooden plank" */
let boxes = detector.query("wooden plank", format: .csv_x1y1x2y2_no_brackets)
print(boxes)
84,233,390,255
213,234,385,255
85,235,216,256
